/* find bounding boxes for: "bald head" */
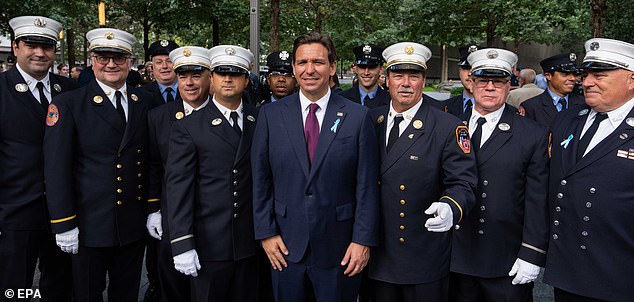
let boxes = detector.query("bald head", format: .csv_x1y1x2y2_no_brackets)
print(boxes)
519,68,536,86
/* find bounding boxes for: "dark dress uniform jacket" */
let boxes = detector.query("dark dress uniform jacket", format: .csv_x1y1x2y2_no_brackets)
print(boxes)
165,102,258,261
368,103,477,284
252,93,379,268
44,80,151,247
520,90,585,128
443,94,465,116
141,81,182,109
0,68,77,230
544,105,634,301
339,85,391,109
451,105,550,278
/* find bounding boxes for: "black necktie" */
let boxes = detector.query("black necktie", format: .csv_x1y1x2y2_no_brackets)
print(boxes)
115,91,126,126
471,117,487,152
464,99,473,113
577,112,608,159
230,111,241,136
363,95,371,107
387,115,404,153
558,98,567,112
165,87,175,103
36,82,49,111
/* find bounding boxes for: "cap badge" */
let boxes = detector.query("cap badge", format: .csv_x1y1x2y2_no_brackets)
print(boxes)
175,112,184,120
408,134,414,139
578,109,589,116
626,117,634,127
34,18,47,27
486,50,498,59
590,42,600,51
211,118,222,126
363,45,372,54
225,47,236,55
160,40,169,47
53,84,62,92
279,51,290,60
105,32,115,40
93,96,104,104
15,83,28,92
377,115,384,124
183,48,191,57
247,115,256,122
413,120,423,129
498,123,511,131
131,94,139,102
404,46,414,55
569,53,577,61
468,45,478,53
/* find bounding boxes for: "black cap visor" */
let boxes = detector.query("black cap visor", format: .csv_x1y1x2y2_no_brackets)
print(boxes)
387,63,425,72
175,65,210,74
213,65,249,74
581,61,621,71
17,36,57,46
471,69,510,77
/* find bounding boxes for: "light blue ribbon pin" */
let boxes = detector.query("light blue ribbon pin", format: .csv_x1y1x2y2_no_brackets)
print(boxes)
331,118,341,133
560,134,574,149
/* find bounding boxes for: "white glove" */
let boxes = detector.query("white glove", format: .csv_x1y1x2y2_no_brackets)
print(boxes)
173,249,201,277
56,227,79,254
424,202,453,232
508,258,541,285
146,211,163,240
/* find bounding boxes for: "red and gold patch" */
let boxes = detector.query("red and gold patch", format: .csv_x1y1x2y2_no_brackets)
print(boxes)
456,125,471,154
46,104,59,127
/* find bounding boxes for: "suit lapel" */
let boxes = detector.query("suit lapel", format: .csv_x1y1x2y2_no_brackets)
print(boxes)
540,92,558,123
308,95,347,182
90,80,125,135
234,103,257,165
207,102,240,150
282,95,310,179
119,88,143,152
381,103,428,174
376,108,389,164
6,68,46,120
476,106,514,164
168,100,185,122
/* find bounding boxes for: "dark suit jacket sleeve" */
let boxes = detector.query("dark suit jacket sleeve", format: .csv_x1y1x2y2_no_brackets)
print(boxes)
251,105,279,240
518,128,550,266
352,109,380,246
146,109,162,213
44,98,78,233
439,122,478,224
165,120,197,256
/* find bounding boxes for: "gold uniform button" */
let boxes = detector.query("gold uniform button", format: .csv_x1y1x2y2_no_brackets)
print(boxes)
400,199,406,205
116,200,122,205
116,177,122,181
399,237,405,243
378,181,381,185
399,185,406,191
137,173,142,178
137,149,142,154
399,212,405,218
116,164,123,169
138,185,143,189
116,189,122,194
136,161,141,166
399,225,405,230
137,196,142,201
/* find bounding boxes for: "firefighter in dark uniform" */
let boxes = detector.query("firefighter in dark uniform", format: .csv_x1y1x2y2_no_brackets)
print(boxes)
141,38,180,302
367,42,477,302
444,45,478,116
544,38,634,302
258,50,297,106
520,53,585,127
142,39,181,109
340,44,391,109
43,28,154,302
0,16,76,302
165,45,259,302
449,48,550,302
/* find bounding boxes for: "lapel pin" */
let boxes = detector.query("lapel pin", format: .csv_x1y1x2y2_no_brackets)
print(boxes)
131,94,139,102
93,96,104,104
410,155,419,160
377,115,384,124
15,83,28,92
413,120,423,129
53,83,62,92
408,134,414,139
105,90,111,96
560,134,574,149
626,117,634,127
498,123,510,131
617,150,628,158
331,118,341,133
578,109,589,116
175,112,184,120
211,118,222,126
337,112,344,117
247,115,255,122
619,133,629,140
462,120,468,125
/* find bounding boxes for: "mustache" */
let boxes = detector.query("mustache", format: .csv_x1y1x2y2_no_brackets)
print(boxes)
397,87,414,93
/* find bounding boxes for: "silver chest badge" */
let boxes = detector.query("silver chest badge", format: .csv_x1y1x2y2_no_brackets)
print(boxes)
498,123,510,131
212,118,222,126
53,84,62,92
15,84,28,92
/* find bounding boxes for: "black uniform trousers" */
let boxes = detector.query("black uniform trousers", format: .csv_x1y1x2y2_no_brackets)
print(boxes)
191,256,258,302
156,234,190,301
449,272,533,302
374,275,449,302
553,288,608,302
71,239,145,302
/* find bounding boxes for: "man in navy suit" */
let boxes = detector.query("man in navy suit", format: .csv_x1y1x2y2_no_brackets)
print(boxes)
520,53,585,127
0,16,76,302
450,48,550,302
252,32,379,302
367,42,477,302
544,38,634,301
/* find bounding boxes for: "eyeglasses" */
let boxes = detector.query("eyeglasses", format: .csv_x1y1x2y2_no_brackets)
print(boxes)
269,71,293,78
92,55,130,65
473,78,509,88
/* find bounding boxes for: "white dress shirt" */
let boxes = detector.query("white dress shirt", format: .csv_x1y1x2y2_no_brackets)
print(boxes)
468,105,505,148
16,63,51,104
385,98,423,147
183,97,210,117
96,80,129,121
580,97,634,156
212,97,243,130
299,88,331,131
